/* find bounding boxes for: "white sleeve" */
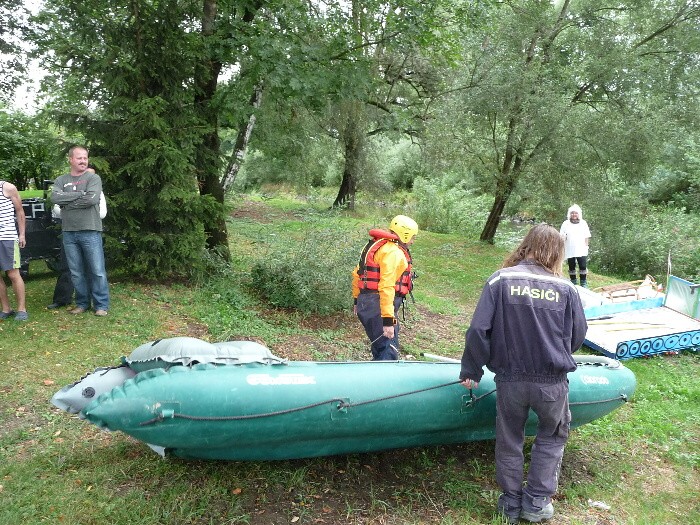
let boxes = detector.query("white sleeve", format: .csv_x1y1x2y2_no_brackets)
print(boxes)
99,192,107,219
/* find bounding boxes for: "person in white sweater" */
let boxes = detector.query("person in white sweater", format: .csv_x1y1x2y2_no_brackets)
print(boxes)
559,204,591,287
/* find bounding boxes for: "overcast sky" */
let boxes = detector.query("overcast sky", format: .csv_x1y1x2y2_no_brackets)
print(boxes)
10,0,44,113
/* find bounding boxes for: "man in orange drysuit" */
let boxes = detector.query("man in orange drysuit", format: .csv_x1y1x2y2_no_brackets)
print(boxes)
352,215,418,360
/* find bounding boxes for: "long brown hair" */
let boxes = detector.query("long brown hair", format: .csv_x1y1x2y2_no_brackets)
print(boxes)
503,223,564,276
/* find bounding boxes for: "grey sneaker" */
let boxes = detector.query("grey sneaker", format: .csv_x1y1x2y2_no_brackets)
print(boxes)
520,503,554,522
14,311,29,321
0,310,16,320
69,307,87,315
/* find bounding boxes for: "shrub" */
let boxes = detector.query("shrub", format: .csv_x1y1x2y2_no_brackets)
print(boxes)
250,226,365,314
590,197,700,282
412,176,491,236
370,138,423,191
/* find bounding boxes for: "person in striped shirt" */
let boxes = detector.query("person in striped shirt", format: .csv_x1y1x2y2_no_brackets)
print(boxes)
0,180,27,321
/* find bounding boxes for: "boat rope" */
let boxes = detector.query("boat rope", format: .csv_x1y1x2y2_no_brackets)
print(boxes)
137,386,627,426
139,397,348,426
138,380,465,426
570,394,628,406
338,380,466,408
467,388,497,406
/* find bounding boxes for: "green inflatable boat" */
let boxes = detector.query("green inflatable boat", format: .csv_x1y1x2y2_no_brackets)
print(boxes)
51,337,636,461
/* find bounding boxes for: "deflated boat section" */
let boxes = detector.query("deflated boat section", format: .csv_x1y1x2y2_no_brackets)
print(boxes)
123,337,286,372
50,339,286,419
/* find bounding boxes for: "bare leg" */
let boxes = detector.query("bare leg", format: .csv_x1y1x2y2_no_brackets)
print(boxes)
6,269,26,312
0,274,10,312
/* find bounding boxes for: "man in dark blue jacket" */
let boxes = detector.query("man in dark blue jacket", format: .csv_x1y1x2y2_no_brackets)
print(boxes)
460,223,588,524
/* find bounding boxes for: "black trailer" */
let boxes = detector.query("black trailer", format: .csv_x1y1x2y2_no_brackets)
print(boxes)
19,181,61,280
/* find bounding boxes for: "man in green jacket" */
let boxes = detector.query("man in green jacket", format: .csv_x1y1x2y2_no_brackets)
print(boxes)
52,146,110,316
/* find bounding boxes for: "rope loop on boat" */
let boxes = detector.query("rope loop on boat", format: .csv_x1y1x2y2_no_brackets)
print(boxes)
140,397,347,426
139,380,464,426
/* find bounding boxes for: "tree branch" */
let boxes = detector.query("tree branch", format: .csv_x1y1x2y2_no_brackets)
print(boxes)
633,4,699,50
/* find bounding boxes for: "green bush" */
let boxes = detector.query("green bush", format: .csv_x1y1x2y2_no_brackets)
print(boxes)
368,137,423,191
642,136,700,214
413,176,491,235
235,138,341,192
250,226,365,314
643,167,700,213
590,197,700,282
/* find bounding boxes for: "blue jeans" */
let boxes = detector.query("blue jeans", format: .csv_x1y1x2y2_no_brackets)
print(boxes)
63,230,110,311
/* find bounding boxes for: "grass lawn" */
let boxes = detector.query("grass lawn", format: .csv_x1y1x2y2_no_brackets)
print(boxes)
1,194,698,525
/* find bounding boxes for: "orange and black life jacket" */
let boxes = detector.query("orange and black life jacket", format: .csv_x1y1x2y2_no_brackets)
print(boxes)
358,229,413,296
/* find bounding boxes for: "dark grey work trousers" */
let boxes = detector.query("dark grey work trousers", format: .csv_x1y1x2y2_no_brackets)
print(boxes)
356,293,403,360
495,379,571,515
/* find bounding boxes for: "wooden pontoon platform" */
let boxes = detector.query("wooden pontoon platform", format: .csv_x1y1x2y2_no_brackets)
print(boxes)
583,276,700,359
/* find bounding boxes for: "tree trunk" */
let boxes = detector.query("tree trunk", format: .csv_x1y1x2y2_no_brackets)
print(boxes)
221,82,263,192
480,110,527,243
332,111,363,209
480,157,522,243
332,165,357,209
480,194,507,243
195,0,229,258
197,1,262,255
332,1,365,210
198,146,230,256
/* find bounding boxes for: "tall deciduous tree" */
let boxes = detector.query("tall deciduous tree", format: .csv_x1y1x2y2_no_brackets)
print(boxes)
0,0,27,103
225,0,461,208
195,0,265,255
433,0,700,242
327,0,459,208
